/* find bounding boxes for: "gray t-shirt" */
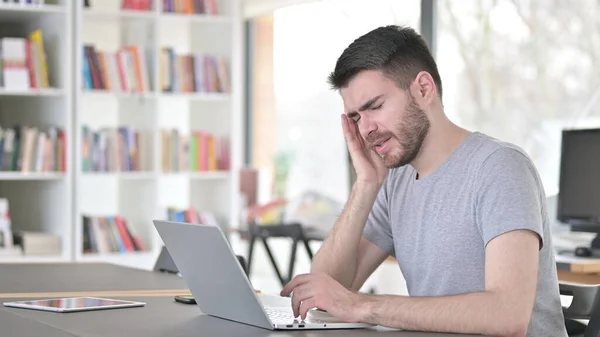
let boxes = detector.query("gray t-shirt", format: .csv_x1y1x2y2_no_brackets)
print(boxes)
363,132,567,337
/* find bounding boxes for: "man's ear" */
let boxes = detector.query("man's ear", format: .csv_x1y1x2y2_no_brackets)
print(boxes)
411,71,437,107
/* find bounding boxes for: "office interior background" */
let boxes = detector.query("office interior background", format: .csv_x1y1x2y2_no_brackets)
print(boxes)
0,0,599,296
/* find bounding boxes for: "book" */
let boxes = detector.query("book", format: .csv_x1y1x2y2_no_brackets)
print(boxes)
0,30,50,91
0,198,12,250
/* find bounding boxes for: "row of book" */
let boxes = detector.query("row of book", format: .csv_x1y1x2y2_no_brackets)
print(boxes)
84,0,151,10
162,0,217,14
166,206,218,226
82,214,146,254
0,125,66,172
0,198,11,251
0,30,50,91
121,0,151,10
1,0,47,5
161,128,230,172
159,48,230,94
81,126,148,173
84,0,218,15
82,44,151,93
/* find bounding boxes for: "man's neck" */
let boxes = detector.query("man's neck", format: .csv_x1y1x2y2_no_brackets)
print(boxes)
411,116,471,180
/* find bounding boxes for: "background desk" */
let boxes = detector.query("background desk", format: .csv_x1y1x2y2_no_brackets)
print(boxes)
0,262,487,337
555,255,600,284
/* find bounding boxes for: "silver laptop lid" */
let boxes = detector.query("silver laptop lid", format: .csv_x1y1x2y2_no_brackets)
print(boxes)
153,220,273,330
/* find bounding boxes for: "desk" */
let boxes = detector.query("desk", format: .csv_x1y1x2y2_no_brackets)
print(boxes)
0,295,485,337
0,306,75,337
0,262,188,294
0,262,486,337
555,255,600,285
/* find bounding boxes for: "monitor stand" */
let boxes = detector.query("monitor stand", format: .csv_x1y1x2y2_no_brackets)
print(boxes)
592,233,600,250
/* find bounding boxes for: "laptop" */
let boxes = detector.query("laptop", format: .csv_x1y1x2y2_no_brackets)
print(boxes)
153,220,373,330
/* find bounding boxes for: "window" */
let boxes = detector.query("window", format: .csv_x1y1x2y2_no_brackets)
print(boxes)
250,0,421,205
436,0,600,195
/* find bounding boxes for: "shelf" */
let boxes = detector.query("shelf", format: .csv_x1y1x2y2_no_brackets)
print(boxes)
0,172,66,181
189,171,230,180
83,9,156,21
0,4,65,22
81,172,157,180
159,92,230,101
0,255,66,263
67,0,241,272
159,12,231,24
0,88,64,97
161,171,230,180
82,90,156,100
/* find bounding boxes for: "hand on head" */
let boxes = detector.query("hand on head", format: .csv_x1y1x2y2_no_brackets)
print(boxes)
341,114,388,187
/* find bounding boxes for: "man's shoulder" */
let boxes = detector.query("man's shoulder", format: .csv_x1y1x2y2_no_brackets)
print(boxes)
464,133,546,204
469,132,538,176
385,132,536,178
382,132,541,191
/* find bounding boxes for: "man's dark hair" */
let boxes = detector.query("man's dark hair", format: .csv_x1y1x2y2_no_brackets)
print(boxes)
327,25,442,98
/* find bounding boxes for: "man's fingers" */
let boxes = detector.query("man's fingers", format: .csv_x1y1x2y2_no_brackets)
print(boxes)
341,115,362,152
342,116,370,165
350,117,369,151
341,114,352,142
347,115,358,138
280,274,312,297
341,115,357,148
299,297,317,321
291,285,311,318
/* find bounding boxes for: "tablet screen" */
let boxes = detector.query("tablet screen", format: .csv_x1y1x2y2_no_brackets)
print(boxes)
19,297,136,309
3,297,145,312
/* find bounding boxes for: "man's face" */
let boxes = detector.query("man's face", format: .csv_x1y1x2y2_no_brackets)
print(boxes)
341,70,430,168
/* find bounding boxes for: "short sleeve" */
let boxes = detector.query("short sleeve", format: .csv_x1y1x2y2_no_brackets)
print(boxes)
362,180,395,256
475,148,544,249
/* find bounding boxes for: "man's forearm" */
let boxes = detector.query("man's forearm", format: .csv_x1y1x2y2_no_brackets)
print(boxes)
310,182,380,288
357,292,530,337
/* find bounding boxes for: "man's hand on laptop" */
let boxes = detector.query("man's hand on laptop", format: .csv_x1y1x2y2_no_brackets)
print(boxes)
280,272,366,323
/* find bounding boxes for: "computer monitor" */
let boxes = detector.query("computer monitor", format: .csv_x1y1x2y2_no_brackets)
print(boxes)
557,128,600,251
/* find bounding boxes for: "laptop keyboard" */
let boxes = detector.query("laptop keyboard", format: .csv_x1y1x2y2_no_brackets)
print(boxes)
265,307,326,324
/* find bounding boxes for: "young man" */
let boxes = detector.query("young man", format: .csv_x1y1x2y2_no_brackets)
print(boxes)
280,25,568,337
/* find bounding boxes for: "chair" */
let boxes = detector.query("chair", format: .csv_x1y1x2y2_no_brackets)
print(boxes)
243,221,325,287
561,282,600,336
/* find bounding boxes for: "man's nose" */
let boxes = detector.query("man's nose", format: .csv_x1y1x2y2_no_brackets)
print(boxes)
358,117,377,140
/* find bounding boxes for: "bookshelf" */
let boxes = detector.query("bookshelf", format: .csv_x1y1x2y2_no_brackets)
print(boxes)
0,0,243,270
72,0,242,270
0,0,72,263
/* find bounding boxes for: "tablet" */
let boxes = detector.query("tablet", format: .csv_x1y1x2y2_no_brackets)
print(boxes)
3,297,146,313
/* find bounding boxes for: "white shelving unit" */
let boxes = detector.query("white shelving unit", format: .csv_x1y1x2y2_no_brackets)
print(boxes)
0,0,243,271
72,0,243,270
0,0,72,263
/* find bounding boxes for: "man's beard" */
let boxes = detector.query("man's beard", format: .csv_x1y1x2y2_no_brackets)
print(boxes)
382,96,430,168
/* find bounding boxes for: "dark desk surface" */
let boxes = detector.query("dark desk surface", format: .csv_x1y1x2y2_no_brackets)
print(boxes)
0,262,486,336
0,306,76,337
0,263,187,293
0,295,483,337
